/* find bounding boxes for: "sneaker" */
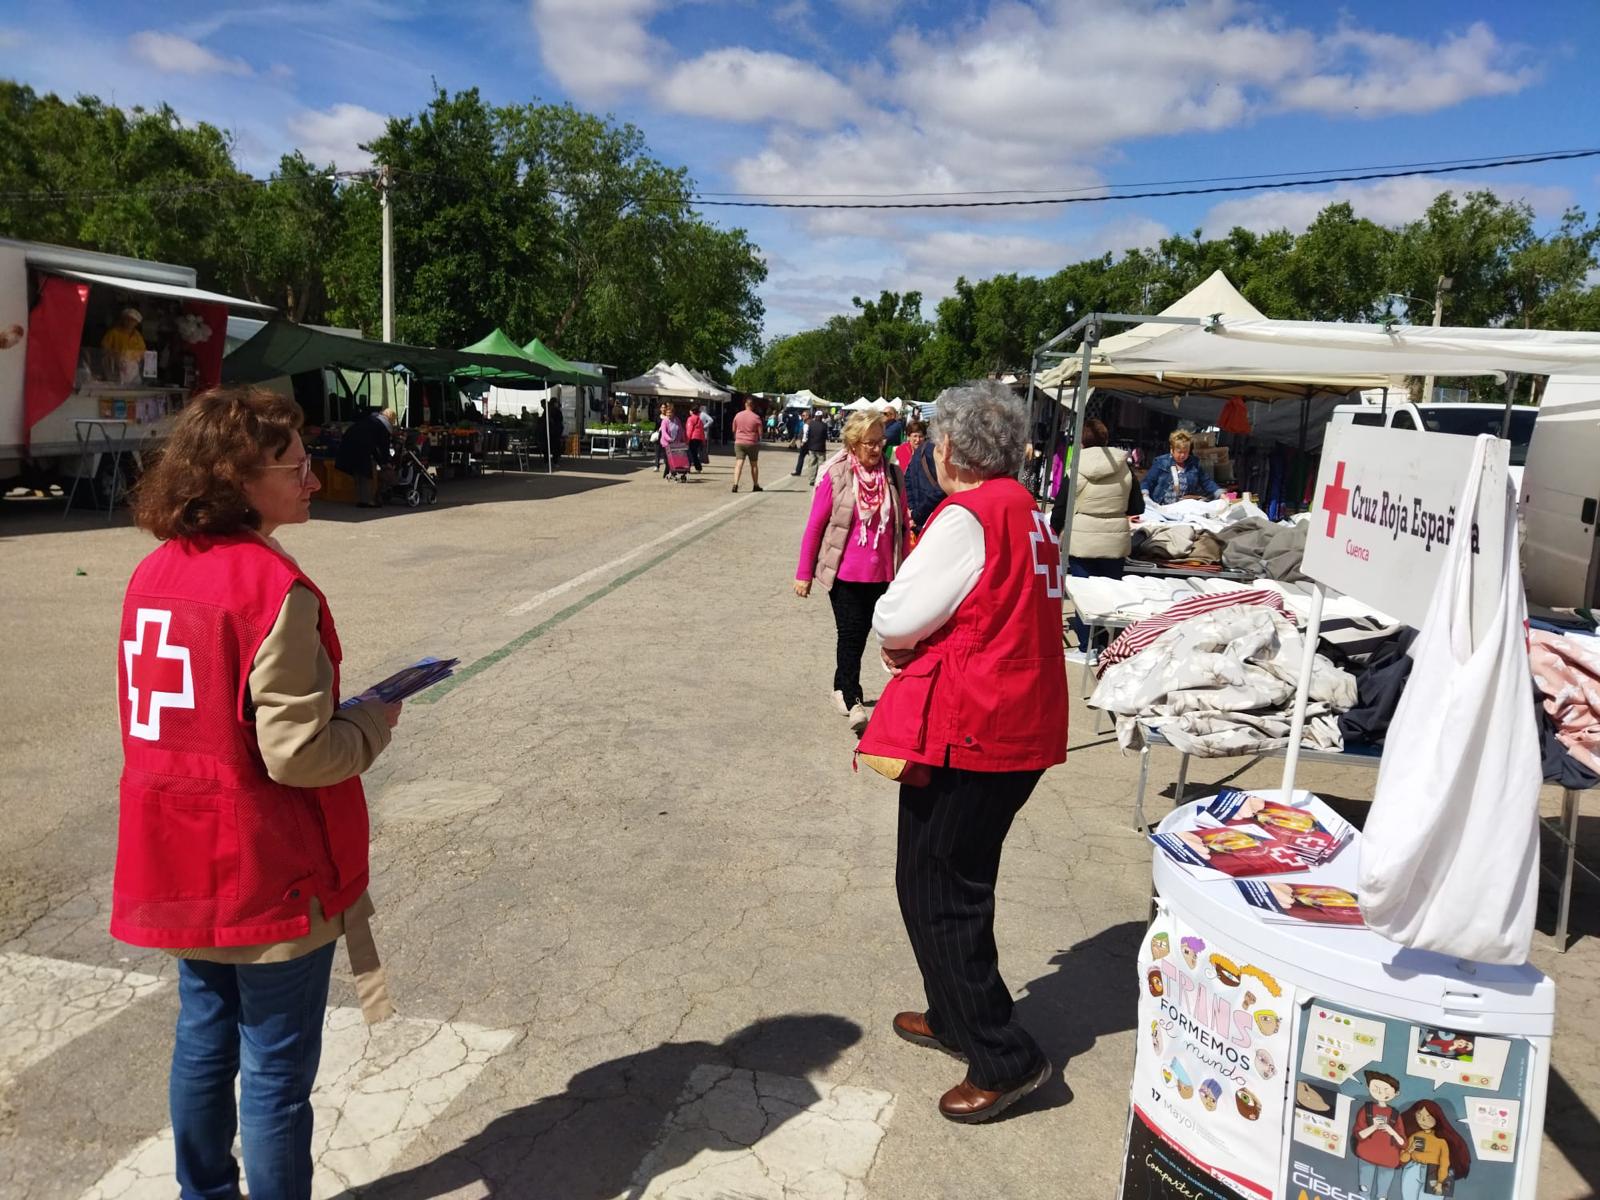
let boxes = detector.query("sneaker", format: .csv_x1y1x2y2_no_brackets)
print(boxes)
831,689,849,716
848,703,869,734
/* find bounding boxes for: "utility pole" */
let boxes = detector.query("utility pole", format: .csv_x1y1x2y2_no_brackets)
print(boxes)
379,163,395,345
1418,273,1451,403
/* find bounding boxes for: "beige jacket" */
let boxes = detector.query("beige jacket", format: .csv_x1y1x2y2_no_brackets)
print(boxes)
1071,446,1135,559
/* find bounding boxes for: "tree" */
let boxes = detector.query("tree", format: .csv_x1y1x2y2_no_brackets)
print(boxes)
851,290,931,400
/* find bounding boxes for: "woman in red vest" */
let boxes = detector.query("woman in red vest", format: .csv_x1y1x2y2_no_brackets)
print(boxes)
858,380,1068,1124
118,387,401,1200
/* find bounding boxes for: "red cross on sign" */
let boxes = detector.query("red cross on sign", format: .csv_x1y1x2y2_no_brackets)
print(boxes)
1320,461,1352,538
123,609,194,742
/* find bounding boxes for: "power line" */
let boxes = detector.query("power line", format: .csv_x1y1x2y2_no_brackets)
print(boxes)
685,149,1600,209
689,149,1600,199
1,148,1594,210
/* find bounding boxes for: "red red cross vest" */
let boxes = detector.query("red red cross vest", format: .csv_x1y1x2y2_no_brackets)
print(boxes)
112,535,369,948
857,477,1068,771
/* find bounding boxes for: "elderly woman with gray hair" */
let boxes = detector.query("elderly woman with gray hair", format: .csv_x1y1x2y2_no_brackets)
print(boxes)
857,379,1068,1124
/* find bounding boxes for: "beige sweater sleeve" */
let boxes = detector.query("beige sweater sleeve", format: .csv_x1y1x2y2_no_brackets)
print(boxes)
249,584,391,788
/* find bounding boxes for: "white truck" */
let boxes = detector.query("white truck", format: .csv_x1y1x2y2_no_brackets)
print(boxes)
1328,398,1537,494
0,237,272,506
1521,375,1600,608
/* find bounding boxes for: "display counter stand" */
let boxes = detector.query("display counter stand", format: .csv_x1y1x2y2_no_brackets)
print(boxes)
1119,427,1554,1200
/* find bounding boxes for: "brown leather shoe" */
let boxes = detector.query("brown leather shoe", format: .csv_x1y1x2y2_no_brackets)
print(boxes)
938,1060,1052,1124
892,1012,966,1060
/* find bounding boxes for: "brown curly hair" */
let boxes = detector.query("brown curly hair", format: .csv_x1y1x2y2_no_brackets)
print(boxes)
133,386,304,541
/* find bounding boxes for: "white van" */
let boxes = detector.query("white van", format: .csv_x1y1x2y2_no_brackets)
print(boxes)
1521,375,1600,608
1329,400,1536,493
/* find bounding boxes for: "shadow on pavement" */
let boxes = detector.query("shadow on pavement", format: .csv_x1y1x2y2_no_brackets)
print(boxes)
1545,1066,1600,1195
1008,919,1145,1119
349,1013,862,1200
0,463,646,538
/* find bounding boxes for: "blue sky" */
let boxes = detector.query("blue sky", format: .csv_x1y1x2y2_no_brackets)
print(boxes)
4,1,1598,340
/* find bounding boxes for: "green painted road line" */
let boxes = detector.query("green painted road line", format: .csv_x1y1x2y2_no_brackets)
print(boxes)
415,495,767,703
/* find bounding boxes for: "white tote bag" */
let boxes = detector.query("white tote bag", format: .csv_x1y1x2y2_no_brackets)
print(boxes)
1357,435,1542,964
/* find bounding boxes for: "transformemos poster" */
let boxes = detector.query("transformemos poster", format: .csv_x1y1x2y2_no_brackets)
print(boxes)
1123,906,1299,1200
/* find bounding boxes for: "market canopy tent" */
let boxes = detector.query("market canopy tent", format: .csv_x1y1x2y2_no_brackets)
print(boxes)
522,337,605,385
1037,271,1388,401
786,388,830,409
1108,319,1600,381
224,319,550,384
614,361,720,399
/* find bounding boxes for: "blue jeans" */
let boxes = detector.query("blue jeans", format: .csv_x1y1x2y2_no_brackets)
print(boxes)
170,942,336,1200
1358,1159,1399,1199
1066,556,1125,650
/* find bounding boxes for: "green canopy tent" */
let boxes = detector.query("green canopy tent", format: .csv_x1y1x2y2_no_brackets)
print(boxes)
521,337,605,385
224,319,548,385
458,327,575,472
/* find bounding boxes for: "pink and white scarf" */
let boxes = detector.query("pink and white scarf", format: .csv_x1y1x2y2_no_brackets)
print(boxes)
851,458,890,548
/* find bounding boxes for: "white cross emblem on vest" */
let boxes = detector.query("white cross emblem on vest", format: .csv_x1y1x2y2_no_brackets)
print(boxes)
1028,511,1064,599
123,608,195,742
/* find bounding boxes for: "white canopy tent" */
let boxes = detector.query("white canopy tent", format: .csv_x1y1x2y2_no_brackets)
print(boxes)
843,398,875,412
786,387,830,409
1037,271,1389,398
1107,319,1600,381
613,360,727,400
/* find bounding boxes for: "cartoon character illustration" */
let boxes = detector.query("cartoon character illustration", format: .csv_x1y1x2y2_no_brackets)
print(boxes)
1239,963,1282,998
1398,1099,1472,1197
1241,990,1257,1010
1254,1010,1280,1037
1235,1088,1261,1121
1150,931,1170,960
1147,968,1165,997
1150,1020,1162,1056
1352,1070,1407,1199
1296,1080,1335,1115
1199,1079,1222,1111
1162,1062,1174,1085
1180,936,1205,970
1209,953,1242,987
1418,1029,1475,1061
1169,1059,1194,1099
1254,1048,1276,1080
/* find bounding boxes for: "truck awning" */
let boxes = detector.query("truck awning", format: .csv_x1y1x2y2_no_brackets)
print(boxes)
52,268,277,313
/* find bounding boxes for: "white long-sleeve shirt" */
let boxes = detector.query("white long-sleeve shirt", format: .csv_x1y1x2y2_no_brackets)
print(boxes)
872,506,986,650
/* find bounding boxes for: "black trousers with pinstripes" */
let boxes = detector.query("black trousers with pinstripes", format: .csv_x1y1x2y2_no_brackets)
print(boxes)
896,765,1046,1089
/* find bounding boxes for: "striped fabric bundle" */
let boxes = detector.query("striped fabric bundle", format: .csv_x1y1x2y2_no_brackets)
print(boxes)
1095,590,1294,678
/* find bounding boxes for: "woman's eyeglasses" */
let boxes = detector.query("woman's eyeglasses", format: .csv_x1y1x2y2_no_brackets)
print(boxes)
262,458,315,486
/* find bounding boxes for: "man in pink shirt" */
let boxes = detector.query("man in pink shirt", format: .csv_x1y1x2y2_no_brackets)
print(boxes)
731,398,764,494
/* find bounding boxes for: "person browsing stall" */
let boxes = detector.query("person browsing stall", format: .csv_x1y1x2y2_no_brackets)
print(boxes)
858,380,1067,1125
1141,428,1222,505
793,411,909,734
115,387,401,1200
1050,418,1141,653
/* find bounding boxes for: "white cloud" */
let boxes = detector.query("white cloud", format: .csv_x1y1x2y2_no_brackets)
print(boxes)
527,0,668,105
0,27,23,49
656,48,858,128
128,31,252,76
286,103,389,170
1202,177,1576,237
1280,22,1537,118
